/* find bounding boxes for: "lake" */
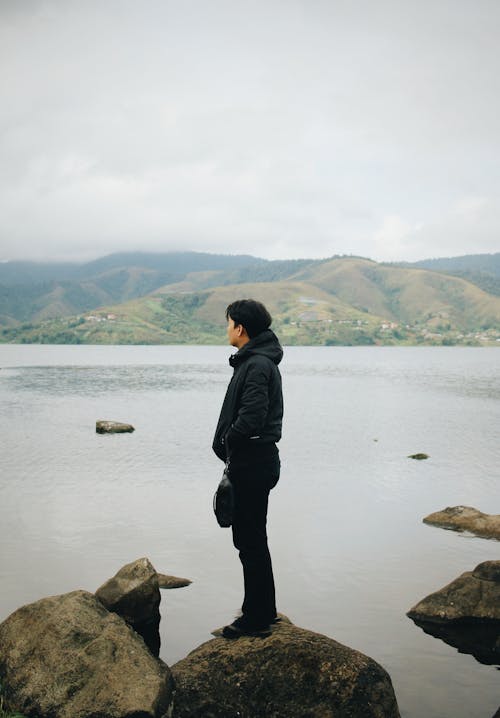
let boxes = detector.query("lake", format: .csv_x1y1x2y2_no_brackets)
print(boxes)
0,344,499,717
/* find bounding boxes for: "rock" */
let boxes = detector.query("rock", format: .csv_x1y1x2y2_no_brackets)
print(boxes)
407,561,500,665
95,557,161,656
171,616,400,718
0,590,172,718
95,557,160,623
407,561,500,623
157,573,192,589
423,505,500,540
408,452,429,460
96,420,135,433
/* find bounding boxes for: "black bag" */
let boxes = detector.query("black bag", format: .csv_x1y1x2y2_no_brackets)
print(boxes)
213,461,234,528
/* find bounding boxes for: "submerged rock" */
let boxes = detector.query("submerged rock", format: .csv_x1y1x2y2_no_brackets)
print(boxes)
0,590,172,718
96,419,135,433
423,505,500,540
171,616,400,718
95,557,161,656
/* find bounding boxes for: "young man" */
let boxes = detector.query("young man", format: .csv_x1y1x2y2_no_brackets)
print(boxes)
213,299,283,638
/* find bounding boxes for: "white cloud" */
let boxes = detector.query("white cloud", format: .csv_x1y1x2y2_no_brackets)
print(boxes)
454,196,489,217
416,196,500,258
371,196,500,263
0,0,499,262
372,216,417,262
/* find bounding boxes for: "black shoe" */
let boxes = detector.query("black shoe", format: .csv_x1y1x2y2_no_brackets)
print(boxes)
221,617,271,639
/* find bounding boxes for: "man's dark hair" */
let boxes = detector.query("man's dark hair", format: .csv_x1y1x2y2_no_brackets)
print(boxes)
226,299,272,339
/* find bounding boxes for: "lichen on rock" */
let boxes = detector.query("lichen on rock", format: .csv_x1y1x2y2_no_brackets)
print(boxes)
408,560,500,623
0,590,172,718
171,616,400,718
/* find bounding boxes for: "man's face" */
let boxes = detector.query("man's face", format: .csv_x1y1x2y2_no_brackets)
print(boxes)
227,316,242,347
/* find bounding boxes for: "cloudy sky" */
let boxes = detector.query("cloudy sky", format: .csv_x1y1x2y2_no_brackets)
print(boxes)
1,0,499,263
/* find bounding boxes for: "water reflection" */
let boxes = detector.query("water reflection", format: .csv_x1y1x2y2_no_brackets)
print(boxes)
408,617,500,667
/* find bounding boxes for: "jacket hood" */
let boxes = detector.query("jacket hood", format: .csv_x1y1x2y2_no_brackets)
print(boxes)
229,329,283,368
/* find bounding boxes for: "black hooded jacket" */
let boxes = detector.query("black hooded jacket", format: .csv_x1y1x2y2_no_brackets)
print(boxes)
212,329,284,462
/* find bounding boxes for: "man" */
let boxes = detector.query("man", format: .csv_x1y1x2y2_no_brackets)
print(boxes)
213,299,283,638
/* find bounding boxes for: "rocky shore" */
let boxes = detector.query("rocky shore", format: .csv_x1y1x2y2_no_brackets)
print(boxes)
0,558,401,718
2,550,499,717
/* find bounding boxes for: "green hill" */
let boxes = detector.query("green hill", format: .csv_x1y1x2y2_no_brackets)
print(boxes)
410,253,500,276
0,252,310,327
394,252,500,296
2,257,500,346
294,258,500,329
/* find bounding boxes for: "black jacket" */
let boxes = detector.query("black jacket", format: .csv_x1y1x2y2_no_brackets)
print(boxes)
212,329,284,461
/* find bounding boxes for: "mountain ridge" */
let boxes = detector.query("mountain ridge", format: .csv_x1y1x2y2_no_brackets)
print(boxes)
391,252,500,296
2,254,499,346
0,252,327,326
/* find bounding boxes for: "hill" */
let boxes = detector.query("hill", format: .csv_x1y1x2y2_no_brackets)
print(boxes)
3,250,499,332
394,252,500,297
409,253,500,276
0,252,317,327
2,257,500,346
0,251,266,286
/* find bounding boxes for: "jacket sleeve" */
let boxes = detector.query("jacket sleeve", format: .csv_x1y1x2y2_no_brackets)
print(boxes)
226,358,271,444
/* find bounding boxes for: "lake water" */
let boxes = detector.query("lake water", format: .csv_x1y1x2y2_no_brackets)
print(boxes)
0,344,499,717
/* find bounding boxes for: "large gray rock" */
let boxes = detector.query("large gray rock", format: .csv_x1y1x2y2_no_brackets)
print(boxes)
95,557,161,656
0,590,172,718
407,562,500,666
171,616,400,718
408,561,500,623
423,505,500,540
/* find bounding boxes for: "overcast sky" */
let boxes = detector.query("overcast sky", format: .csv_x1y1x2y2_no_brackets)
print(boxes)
1,0,499,263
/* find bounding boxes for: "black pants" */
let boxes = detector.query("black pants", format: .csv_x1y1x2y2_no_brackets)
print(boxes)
230,445,280,628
